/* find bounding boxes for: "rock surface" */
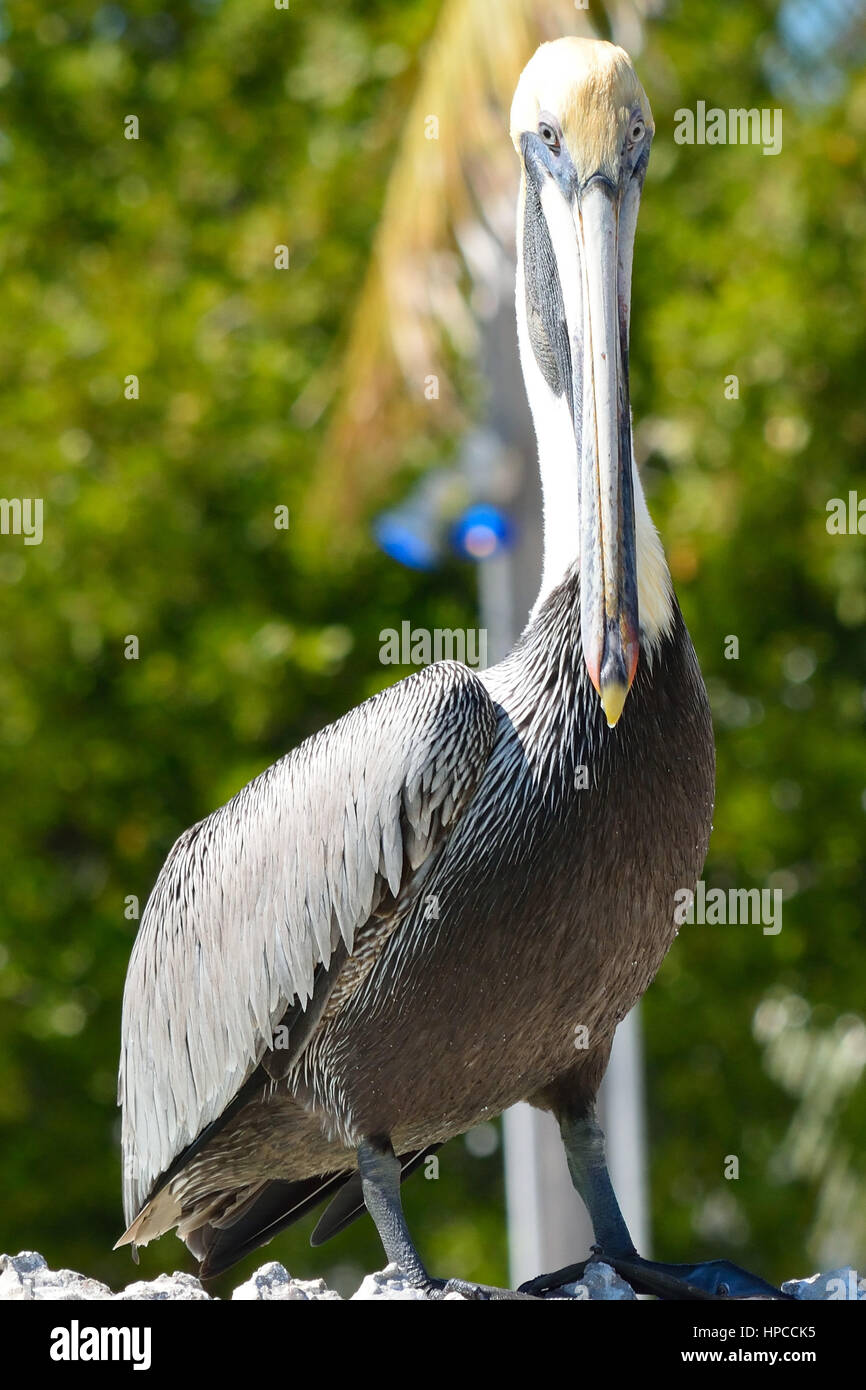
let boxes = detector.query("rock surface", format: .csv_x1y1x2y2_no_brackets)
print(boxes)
114,1271,212,1301
0,1251,113,1302
542,1260,637,1300
351,1265,468,1299
232,1261,341,1301
0,1249,861,1300
781,1268,865,1301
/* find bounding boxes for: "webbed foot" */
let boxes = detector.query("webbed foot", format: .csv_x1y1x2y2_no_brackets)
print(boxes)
520,1250,792,1301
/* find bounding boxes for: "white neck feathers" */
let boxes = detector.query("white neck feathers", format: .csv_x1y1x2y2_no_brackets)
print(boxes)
514,181,674,654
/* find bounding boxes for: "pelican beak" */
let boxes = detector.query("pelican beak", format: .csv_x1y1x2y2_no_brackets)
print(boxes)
574,176,639,728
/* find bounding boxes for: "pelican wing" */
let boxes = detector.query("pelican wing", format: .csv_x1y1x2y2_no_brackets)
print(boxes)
119,660,497,1222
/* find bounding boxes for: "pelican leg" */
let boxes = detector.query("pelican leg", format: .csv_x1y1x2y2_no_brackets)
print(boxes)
518,1106,790,1301
560,1106,636,1256
357,1139,538,1300
357,1140,431,1287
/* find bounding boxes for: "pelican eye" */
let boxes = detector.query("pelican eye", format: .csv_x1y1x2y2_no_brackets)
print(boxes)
628,116,646,146
537,113,561,153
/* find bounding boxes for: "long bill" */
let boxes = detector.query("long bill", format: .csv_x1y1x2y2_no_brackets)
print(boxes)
573,177,640,728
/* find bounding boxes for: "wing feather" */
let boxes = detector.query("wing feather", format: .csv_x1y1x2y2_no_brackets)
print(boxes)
119,660,496,1224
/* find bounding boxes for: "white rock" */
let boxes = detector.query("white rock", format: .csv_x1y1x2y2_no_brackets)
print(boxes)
782,1268,865,1301
116,1271,212,1301
3,1250,859,1301
0,1251,46,1300
2,1251,46,1277
543,1259,637,1301
232,1261,341,1300
32,1272,114,1302
351,1264,466,1300
0,1252,112,1301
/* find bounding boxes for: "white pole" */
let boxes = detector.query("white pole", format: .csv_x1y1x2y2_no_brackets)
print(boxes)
604,1008,651,1259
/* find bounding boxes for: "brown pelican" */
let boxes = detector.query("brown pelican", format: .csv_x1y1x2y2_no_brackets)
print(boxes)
117,37,782,1300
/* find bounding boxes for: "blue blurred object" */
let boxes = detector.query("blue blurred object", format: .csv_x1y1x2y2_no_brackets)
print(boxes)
451,503,515,561
373,509,439,570
373,446,516,569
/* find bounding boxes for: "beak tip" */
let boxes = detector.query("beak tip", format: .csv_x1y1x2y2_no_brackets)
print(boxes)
600,679,629,728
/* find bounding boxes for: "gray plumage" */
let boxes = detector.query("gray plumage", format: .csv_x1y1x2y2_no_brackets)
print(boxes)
119,660,496,1229
118,577,711,1270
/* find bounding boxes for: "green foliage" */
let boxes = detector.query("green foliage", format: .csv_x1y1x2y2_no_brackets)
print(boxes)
633,2,866,1277
0,0,501,1292
0,0,863,1294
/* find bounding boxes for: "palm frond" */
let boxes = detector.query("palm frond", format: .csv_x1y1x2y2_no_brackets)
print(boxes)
306,0,652,537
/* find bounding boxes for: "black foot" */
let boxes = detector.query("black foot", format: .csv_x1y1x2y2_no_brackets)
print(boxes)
520,1250,793,1301
519,1259,590,1297
606,1254,792,1301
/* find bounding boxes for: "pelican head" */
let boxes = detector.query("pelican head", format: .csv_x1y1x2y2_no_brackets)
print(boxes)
511,38,655,727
